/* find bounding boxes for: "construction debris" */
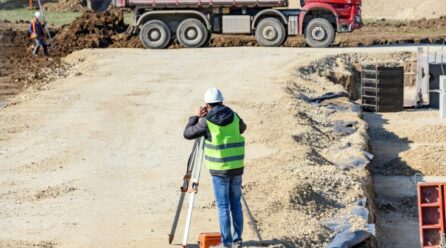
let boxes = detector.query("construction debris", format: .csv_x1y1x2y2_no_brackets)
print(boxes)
44,0,85,12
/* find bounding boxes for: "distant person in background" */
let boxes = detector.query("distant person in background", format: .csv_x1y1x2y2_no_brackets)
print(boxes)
29,11,49,56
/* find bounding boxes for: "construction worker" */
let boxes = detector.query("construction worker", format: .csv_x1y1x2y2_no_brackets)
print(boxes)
29,11,49,56
184,88,247,248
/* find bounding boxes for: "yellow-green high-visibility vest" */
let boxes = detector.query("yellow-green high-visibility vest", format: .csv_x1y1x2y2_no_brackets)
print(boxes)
204,114,245,171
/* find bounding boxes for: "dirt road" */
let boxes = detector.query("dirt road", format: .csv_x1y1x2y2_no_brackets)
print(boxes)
0,46,437,248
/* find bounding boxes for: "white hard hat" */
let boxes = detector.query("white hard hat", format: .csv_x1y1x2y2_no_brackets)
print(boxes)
35,11,41,19
204,88,224,103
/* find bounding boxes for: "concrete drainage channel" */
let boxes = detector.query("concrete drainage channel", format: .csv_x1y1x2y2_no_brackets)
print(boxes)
302,51,446,247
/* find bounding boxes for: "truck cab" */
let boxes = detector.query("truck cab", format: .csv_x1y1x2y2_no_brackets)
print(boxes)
111,0,362,48
299,0,362,47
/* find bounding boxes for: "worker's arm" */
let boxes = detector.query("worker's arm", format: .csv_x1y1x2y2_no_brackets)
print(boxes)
239,119,247,134
183,116,207,140
237,114,247,134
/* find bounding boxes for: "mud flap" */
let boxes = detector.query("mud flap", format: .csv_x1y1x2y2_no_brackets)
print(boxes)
90,0,112,12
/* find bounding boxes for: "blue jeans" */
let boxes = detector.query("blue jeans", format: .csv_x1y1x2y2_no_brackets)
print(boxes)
212,175,243,246
33,38,48,56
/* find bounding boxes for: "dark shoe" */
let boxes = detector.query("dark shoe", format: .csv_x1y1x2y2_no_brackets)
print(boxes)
233,241,242,248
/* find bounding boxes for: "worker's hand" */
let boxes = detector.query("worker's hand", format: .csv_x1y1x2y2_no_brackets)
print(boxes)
197,106,207,117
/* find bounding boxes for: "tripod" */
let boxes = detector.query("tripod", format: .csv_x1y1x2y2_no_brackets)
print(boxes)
168,137,263,247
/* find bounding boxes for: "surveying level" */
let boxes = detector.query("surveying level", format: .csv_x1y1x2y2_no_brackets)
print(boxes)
168,137,263,247
168,137,204,247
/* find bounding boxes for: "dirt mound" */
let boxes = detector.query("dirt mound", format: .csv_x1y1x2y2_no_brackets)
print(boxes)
53,9,129,53
362,0,446,20
290,182,345,215
207,17,446,48
45,0,85,12
0,10,133,102
1,10,445,104
298,52,414,100
0,21,75,103
56,12,446,49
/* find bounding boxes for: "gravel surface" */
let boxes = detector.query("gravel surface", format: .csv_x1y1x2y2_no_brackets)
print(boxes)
0,46,443,247
366,110,446,248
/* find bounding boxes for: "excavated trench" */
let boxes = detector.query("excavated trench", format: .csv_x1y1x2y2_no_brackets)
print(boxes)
301,52,446,248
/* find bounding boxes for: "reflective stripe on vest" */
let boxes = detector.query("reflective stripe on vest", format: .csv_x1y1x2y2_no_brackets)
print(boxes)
204,114,245,171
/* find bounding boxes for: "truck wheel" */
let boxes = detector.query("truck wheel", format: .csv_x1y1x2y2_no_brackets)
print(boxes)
176,18,209,48
139,20,171,49
255,18,286,47
304,18,335,48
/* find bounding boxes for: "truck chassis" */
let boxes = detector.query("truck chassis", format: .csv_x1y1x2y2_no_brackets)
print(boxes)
112,0,362,48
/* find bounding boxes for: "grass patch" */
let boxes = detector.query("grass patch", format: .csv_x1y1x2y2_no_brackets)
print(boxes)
0,8,81,26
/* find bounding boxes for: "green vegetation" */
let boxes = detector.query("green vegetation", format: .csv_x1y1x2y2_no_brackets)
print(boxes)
0,8,81,26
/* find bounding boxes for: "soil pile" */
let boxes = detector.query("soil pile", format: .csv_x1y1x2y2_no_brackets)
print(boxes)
362,0,446,20
334,17,446,47
45,0,85,12
209,17,446,47
0,10,134,102
0,22,68,103
298,52,414,100
1,10,445,104
54,11,446,49
241,58,376,246
53,9,130,53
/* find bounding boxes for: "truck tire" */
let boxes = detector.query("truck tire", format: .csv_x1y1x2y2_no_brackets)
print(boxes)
176,18,209,48
304,18,335,48
139,20,171,49
255,18,286,47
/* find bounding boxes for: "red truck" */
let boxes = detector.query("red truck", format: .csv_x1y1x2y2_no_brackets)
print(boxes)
110,0,362,48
